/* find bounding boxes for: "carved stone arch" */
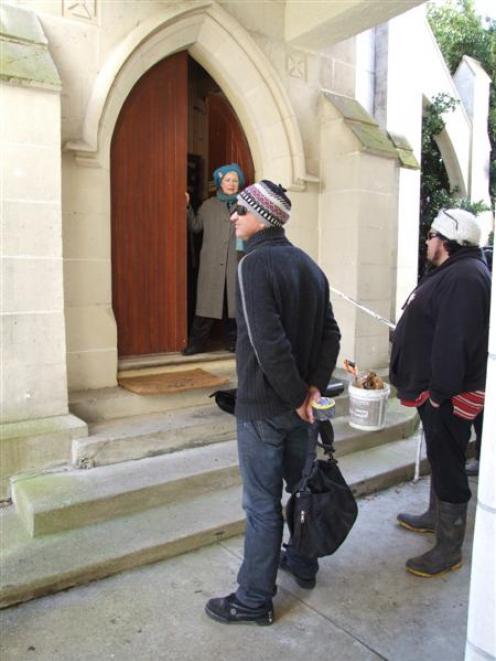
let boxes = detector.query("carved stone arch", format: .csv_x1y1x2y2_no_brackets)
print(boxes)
66,0,309,189
421,94,468,197
433,129,467,197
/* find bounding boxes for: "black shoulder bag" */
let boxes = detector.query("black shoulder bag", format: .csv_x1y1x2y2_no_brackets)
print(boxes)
285,419,358,558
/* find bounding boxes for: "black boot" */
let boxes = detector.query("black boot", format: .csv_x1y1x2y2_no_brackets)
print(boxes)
205,593,274,626
406,500,467,577
223,317,237,352
397,480,437,533
182,316,214,355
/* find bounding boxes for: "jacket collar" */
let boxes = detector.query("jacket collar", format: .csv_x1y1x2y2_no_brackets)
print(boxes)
424,246,486,280
245,226,290,253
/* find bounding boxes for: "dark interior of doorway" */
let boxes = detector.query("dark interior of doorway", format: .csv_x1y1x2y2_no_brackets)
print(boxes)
186,57,254,350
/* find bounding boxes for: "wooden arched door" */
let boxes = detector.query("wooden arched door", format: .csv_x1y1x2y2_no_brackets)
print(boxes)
111,52,188,357
207,94,255,187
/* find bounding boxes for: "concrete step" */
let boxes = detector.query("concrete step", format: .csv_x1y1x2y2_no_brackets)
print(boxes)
71,387,386,468
12,442,241,537
118,349,235,371
68,364,369,425
13,402,418,537
0,429,430,609
72,403,238,469
69,358,238,424
71,370,403,469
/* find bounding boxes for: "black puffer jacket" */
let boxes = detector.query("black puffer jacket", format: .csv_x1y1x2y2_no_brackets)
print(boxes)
390,248,491,403
235,227,341,421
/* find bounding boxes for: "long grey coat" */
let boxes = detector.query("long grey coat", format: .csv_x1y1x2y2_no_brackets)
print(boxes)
188,197,237,319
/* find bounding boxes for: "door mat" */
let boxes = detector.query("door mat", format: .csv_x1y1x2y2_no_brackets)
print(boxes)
118,368,229,395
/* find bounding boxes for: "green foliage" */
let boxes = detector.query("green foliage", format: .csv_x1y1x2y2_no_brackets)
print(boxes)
427,0,496,204
419,94,490,277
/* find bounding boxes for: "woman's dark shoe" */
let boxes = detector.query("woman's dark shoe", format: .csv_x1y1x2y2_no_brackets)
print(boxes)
181,343,206,356
279,552,316,589
205,593,273,625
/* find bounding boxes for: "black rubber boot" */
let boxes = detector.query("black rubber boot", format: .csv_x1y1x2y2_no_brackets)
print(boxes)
397,480,437,533
406,500,467,577
205,593,274,625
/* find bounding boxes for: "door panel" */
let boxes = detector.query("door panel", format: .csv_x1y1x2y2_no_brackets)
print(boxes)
111,52,188,356
207,94,255,187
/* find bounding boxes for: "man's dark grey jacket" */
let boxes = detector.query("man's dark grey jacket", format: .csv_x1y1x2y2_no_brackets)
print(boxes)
234,227,341,421
390,247,491,403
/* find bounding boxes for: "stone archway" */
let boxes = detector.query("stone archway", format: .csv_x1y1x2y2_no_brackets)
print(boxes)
63,1,310,390
66,1,308,188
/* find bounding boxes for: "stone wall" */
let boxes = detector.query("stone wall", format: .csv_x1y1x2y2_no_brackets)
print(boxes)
0,4,87,498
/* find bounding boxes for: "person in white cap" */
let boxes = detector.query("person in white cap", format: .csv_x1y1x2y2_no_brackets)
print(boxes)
390,208,491,578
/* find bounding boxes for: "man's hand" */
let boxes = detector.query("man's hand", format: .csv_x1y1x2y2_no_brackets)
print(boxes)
296,386,321,423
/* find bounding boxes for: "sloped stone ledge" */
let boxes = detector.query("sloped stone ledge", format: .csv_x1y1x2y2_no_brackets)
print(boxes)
322,91,419,169
0,3,61,90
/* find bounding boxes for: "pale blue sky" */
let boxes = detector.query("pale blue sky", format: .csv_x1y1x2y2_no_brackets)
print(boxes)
431,0,496,20
473,0,496,19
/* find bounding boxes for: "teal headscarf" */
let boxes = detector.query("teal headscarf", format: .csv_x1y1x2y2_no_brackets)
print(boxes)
213,163,246,252
213,163,245,202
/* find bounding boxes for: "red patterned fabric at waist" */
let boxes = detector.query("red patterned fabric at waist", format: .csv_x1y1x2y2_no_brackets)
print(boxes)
400,391,430,408
452,391,485,420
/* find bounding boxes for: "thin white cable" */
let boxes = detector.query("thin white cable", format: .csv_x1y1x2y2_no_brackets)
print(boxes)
413,427,424,482
329,286,396,330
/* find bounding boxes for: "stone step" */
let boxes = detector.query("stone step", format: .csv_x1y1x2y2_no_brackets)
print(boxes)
71,391,352,468
13,402,418,537
0,430,430,609
68,365,369,425
72,386,408,470
72,403,238,469
12,442,241,537
69,358,238,424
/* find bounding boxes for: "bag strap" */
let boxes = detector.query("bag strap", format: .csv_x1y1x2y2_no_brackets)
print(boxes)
238,252,263,367
318,419,335,456
302,419,336,478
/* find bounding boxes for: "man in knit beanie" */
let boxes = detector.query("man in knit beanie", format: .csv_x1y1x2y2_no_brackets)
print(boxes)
205,180,341,625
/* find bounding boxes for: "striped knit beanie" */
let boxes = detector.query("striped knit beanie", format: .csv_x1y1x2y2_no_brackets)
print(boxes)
238,180,291,228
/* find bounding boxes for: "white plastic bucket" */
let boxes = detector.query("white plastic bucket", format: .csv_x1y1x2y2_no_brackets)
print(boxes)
348,383,390,431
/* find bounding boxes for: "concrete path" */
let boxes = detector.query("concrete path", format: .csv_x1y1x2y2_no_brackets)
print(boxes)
0,476,477,661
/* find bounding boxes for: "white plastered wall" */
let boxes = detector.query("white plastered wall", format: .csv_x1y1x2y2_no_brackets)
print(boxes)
318,100,398,369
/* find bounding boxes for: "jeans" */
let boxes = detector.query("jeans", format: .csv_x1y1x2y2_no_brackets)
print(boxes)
419,400,472,504
235,411,319,608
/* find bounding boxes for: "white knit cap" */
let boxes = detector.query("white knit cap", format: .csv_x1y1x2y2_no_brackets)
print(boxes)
431,208,481,247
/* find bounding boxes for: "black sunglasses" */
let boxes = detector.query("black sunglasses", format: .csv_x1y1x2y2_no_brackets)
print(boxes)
231,205,248,216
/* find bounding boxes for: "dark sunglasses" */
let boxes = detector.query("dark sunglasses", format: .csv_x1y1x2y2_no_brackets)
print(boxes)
231,205,248,216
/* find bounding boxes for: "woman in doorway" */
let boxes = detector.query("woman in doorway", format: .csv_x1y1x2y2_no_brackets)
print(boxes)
183,163,245,355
